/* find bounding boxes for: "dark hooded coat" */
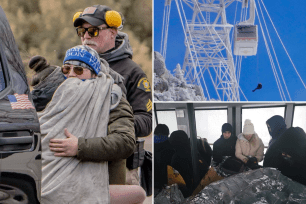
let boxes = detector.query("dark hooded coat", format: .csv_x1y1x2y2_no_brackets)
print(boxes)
263,115,287,168
154,136,175,190
169,130,193,197
266,115,287,148
264,127,306,186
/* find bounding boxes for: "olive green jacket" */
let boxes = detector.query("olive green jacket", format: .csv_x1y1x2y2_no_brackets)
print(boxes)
77,97,136,184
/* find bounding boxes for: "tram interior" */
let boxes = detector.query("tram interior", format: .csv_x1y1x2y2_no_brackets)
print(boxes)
155,102,306,152
154,102,306,202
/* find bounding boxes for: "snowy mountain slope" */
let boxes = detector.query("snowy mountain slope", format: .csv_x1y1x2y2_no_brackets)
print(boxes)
154,51,206,101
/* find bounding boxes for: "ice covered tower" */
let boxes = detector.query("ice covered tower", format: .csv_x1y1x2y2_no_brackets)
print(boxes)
182,0,240,101
161,0,256,101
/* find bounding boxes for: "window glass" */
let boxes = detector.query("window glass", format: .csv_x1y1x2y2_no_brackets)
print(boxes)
0,62,6,92
195,109,227,144
293,105,306,131
156,110,177,136
242,107,285,147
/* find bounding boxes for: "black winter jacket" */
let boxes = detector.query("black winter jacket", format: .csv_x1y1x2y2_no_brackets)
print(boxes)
154,139,175,189
100,32,152,137
264,127,306,186
213,135,237,166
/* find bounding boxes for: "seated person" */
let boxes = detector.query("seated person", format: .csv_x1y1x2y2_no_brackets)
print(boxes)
213,123,237,166
236,119,264,170
197,137,212,179
264,115,287,168
154,124,175,195
264,127,306,186
169,130,193,198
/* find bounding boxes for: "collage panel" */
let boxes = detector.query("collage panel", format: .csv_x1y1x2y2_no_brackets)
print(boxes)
0,1,152,204
153,102,306,203
154,0,306,101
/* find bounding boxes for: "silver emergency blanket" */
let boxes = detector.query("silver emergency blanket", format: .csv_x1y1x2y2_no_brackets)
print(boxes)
155,168,306,204
39,70,114,204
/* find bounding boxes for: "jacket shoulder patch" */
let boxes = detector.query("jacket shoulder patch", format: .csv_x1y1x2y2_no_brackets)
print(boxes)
137,78,151,92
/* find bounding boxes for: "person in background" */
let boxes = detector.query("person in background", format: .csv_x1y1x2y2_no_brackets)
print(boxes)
154,124,175,196
196,137,212,179
73,4,152,187
213,123,237,166
266,115,287,149
169,130,194,198
264,126,306,186
236,119,264,169
263,115,287,167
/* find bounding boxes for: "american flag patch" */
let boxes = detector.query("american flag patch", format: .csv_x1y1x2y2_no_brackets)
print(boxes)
83,7,97,15
8,94,35,110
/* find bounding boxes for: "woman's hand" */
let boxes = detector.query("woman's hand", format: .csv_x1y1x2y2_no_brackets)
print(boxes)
243,158,248,163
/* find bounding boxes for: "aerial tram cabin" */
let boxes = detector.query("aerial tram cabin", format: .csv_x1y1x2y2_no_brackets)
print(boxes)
234,25,258,56
233,0,258,56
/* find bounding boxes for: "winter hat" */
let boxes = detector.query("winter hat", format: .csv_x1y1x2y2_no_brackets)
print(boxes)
63,45,101,75
266,115,287,140
243,119,255,135
74,5,122,28
154,124,170,136
222,123,233,133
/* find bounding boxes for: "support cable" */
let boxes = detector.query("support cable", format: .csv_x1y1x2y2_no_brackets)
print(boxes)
239,86,248,101
260,0,306,90
257,0,291,100
255,3,286,100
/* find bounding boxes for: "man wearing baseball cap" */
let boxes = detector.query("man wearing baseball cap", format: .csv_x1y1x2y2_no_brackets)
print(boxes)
51,5,152,188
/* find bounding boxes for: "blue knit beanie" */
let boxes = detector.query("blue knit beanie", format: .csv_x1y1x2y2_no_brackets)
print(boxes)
63,45,101,75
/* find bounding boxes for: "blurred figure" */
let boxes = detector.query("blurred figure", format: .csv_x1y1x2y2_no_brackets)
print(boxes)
29,56,65,112
213,123,237,166
266,115,287,148
264,127,306,186
236,119,264,170
154,124,174,196
169,130,193,197
196,137,212,179
263,115,287,168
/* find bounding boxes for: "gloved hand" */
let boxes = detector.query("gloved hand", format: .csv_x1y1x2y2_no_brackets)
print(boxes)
246,156,255,164
29,56,56,86
246,157,259,169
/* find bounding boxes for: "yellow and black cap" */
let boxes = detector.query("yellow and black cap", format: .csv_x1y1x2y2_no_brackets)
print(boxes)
74,5,122,28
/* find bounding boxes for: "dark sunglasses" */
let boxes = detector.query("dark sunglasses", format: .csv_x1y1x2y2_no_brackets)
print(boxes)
76,27,108,37
61,65,86,75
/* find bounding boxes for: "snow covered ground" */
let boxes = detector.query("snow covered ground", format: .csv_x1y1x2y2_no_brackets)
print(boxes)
154,52,206,101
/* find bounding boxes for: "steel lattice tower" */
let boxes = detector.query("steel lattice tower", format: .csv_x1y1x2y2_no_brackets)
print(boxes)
162,0,242,101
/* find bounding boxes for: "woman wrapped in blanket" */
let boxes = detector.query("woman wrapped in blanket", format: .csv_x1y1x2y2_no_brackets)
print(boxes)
39,45,145,204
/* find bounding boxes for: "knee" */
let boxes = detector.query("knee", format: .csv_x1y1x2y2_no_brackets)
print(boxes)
133,186,146,204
